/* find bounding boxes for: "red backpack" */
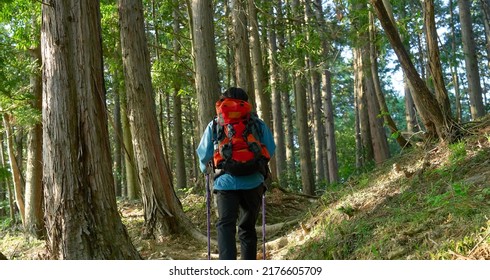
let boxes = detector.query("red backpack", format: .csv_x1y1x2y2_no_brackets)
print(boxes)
212,98,270,177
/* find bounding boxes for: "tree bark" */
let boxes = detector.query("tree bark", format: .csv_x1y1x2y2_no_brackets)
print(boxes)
119,0,181,236
190,0,220,134
268,4,287,186
3,115,25,224
231,0,255,103
424,0,452,117
42,0,140,259
305,2,326,184
457,0,486,119
368,11,410,149
0,133,15,223
370,0,456,142
449,0,463,122
173,2,186,190
312,0,339,183
24,45,44,238
292,0,315,195
121,90,139,200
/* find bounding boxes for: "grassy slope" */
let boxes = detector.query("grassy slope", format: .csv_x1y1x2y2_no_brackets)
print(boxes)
273,118,490,260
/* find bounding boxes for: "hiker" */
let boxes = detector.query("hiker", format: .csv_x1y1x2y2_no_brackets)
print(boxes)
197,87,276,260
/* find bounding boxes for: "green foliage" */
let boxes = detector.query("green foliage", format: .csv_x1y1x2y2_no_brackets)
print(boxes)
448,141,467,164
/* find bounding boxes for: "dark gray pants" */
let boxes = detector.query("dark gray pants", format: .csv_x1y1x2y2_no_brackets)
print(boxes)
215,185,263,260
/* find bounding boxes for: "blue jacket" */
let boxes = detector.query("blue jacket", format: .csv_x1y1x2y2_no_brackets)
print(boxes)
196,118,276,191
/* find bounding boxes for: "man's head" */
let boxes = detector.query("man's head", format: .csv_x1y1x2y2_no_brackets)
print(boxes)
221,87,248,102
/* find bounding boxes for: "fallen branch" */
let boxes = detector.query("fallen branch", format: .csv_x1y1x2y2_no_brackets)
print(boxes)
256,219,300,237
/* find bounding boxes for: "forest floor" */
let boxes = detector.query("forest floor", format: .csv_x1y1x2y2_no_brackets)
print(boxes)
1,115,489,260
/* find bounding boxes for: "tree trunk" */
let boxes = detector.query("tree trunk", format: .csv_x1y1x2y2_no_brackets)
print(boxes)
3,115,25,224
173,4,186,190
312,0,339,183
449,0,463,122
424,0,452,117
360,8,390,165
305,2,326,184
121,91,140,200
41,0,140,259
371,0,456,142
119,0,181,236
0,134,15,223
353,49,374,164
480,0,490,69
113,71,123,197
231,0,255,103
190,0,220,134
268,5,287,187
278,0,297,185
24,45,44,238
457,0,486,119
292,0,315,195
369,11,410,149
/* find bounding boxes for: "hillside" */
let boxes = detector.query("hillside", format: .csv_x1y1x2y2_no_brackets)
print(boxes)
1,116,489,260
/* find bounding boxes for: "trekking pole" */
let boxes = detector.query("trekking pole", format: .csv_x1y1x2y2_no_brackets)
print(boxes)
205,173,211,260
262,192,266,260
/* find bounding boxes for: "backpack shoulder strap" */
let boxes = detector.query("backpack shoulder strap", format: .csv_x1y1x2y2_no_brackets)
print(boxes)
248,112,264,139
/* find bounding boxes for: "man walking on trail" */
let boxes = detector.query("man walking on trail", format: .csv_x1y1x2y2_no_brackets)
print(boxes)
197,87,276,260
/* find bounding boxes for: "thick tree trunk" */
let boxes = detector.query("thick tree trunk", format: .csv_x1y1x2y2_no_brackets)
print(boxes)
119,0,181,236
42,0,140,259
190,0,220,133
353,49,374,164
457,0,486,119
360,9,390,164
424,0,452,117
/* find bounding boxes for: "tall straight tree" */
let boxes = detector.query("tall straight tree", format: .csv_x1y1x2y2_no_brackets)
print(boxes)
190,0,220,133
458,0,486,119
277,0,297,184
292,0,315,195
268,3,287,186
231,0,255,103
173,1,186,190
247,0,276,180
305,2,326,183
449,0,463,121
41,0,140,259
481,0,490,68
119,0,183,236
312,0,339,183
24,44,44,238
